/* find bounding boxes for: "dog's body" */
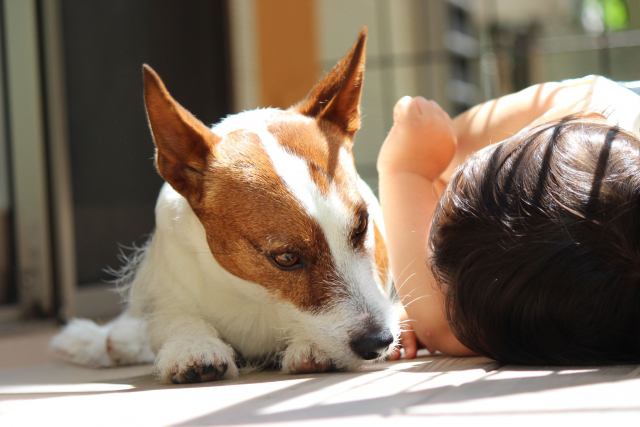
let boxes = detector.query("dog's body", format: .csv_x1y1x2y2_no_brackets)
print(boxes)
52,30,399,383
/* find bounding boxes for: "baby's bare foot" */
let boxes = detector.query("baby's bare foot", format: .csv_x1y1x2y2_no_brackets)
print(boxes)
377,96,456,180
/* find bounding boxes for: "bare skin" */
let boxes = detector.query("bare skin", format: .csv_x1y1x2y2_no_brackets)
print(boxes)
379,76,619,359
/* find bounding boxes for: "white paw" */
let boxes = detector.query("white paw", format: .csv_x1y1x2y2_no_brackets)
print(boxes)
281,343,334,374
155,337,239,384
50,319,113,368
107,316,154,365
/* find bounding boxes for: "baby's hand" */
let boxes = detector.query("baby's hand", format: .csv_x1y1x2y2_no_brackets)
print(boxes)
388,309,420,360
387,295,474,360
377,96,457,181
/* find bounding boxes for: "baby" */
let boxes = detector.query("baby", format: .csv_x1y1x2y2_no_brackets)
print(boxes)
379,76,640,364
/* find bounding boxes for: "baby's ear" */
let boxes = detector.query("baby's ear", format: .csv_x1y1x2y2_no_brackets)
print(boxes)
294,28,367,137
142,65,219,201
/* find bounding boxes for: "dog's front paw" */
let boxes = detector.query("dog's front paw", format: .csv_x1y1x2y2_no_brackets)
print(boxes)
155,337,239,384
281,343,334,374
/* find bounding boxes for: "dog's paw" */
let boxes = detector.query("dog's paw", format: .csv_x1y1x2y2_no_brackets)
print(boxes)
281,343,334,374
106,315,154,365
155,337,239,384
50,319,113,367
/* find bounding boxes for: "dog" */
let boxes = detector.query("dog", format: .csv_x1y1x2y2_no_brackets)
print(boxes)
51,29,400,384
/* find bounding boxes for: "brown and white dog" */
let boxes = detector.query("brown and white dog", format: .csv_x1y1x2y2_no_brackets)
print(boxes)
51,30,399,383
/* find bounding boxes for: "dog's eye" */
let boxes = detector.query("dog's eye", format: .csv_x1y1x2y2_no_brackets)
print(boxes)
271,252,303,270
351,212,368,245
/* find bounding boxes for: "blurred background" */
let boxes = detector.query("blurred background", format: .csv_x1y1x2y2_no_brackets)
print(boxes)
0,0,639,325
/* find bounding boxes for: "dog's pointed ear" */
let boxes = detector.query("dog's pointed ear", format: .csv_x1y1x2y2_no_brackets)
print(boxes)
142,64,219,199
295,28,367,137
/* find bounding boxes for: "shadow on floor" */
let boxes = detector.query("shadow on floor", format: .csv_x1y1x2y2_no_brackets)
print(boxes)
177,363,639,425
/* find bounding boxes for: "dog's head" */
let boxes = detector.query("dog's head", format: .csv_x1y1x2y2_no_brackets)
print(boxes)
143,30,399,369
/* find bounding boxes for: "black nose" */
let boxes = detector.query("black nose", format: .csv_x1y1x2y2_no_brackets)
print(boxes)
350,329,394,360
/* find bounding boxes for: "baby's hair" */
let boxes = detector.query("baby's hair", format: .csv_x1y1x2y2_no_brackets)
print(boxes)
430,116,640,365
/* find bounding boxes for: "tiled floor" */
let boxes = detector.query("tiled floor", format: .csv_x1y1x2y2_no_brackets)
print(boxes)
1,327,639,426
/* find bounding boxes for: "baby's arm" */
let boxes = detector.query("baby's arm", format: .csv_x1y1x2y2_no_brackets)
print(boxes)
378,96,472,357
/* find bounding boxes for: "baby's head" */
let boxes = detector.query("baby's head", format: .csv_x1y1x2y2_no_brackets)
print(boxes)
430,116,640,365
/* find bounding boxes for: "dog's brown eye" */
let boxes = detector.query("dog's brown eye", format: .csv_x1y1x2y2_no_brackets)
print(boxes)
352,212,368,245
271,252,303,270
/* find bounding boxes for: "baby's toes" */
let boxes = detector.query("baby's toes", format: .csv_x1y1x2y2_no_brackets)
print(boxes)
393,95,414,121
393,96,430,125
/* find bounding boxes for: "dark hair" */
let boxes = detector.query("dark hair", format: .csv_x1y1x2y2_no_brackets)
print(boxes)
430,117,640,365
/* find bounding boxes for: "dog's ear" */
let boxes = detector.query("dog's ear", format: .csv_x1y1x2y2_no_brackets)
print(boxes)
295,28,367,137
142,65,219,200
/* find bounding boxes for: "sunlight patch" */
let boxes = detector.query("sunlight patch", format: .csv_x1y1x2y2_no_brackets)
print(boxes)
0,382,134,394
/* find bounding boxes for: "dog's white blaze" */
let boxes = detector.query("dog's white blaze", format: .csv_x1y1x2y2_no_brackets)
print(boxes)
259,127,391,328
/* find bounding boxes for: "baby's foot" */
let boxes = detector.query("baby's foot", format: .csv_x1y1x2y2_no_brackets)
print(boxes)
377,96,456,181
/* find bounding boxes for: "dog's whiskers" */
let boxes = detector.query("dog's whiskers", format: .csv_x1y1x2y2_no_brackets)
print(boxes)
396,258,417,283
402,295,428,309
398,288,419,305
394,272,417,294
